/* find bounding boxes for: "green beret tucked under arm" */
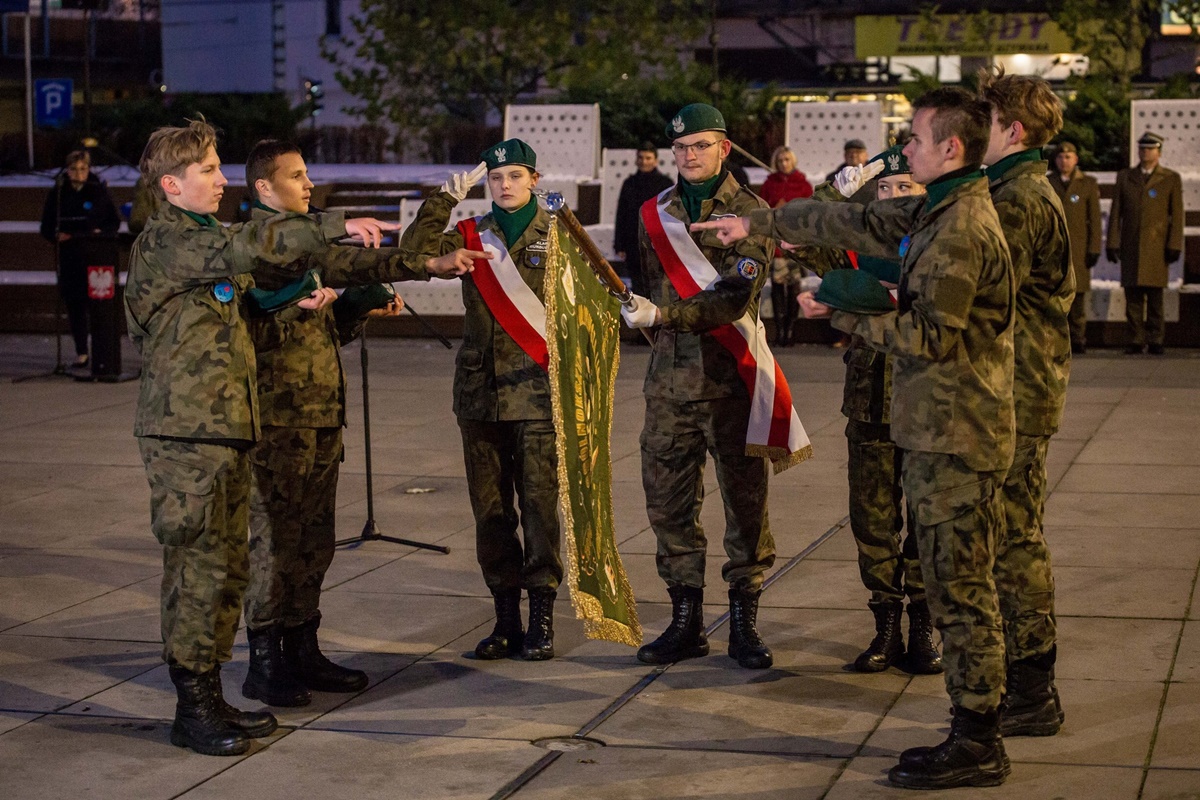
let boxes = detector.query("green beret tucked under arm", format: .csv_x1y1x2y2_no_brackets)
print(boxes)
332,283,395,329
246,270,323,315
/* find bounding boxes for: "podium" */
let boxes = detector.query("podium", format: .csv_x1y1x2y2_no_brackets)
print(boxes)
74,234,136,382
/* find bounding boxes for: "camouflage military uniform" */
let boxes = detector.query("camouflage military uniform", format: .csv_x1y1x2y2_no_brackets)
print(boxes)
125,201,346,672
638,172,776,592
402,191,562,592
1047,166,1101,349
243,204,431,631
750,170,1016,712
799,245,922,605
988,151,1073,666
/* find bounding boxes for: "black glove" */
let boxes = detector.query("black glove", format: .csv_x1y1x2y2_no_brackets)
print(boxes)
1106,249,1119,264
1166,249,1181,264
1085,253,1100,269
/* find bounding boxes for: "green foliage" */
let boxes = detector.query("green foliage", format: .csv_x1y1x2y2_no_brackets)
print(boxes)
1058,75,1130,170
326,0,707,158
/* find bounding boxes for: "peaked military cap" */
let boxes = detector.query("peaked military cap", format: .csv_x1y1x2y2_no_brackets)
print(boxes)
482,138,537,171
1138,132,1164,148
869,145,912,178
815,269,895,315
666,103,726,141
1054,141,1078,154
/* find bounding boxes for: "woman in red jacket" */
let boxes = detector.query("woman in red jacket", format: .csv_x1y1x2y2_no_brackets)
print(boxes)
759,147,812,346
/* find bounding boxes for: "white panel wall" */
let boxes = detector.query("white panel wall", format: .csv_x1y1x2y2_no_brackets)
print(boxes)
504,104,601,179
784,101,885,182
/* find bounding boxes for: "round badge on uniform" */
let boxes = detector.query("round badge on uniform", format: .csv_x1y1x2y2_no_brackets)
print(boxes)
1070,194,1080,203
83,200,93,211
213,282,235,303
1149,189,1158,198
735,257,759,279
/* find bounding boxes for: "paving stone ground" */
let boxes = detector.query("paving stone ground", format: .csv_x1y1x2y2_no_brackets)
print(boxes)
1,333,1198,799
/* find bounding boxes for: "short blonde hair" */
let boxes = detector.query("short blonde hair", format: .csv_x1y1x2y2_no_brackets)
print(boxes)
771,146,795,172
139,117,217,199
977,66,1063,149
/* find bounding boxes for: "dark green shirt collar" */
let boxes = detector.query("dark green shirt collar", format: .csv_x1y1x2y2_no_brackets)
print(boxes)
678,169,727,223
175,205,218,228
253,200,279,215
924,165,986,211
986,147,1043,183
491,195,538,249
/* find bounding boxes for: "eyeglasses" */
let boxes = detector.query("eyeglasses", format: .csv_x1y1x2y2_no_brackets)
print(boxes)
671,140,722,156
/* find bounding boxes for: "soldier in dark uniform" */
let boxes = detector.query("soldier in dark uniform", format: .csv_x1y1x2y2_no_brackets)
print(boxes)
614,142,673,298
697,88,1017,789
1106,131,1184,355
1048,141,1101,354
788,148,941,676
401,140,565,662
619,104,778,670
979,69,1074,739
126,119,398,756
238,140,480,707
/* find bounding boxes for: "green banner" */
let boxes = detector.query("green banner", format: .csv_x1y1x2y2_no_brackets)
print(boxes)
544,217,642,647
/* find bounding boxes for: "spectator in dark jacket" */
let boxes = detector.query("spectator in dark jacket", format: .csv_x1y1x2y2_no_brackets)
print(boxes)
40,150,121,366
614,142,673,297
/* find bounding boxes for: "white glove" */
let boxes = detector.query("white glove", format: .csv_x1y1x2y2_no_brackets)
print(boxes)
833,159,885,198
620,294,661,329
440,161,488,202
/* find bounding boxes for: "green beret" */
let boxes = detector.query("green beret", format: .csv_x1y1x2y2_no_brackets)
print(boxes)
666,103,726,141
856,254,902,285
246,270,323,315
815,269,896,315
869,145,912,179
1138,132,1164,149
332,283,396,329
481,138,536,171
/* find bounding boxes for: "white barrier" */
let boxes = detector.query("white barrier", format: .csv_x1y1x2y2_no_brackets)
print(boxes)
504,103,601,180
784,101,885,181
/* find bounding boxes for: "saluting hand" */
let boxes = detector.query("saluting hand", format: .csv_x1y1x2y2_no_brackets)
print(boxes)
345,217,401,248
428,248,491,277
833,160,885,198
441,162,489,203
690,215,752,245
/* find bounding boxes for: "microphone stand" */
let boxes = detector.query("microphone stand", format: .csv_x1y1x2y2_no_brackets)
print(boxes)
335,317,449,553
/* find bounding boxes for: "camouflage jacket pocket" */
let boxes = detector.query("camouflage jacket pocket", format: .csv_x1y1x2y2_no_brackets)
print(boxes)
915,476,988,528
457,347,484,371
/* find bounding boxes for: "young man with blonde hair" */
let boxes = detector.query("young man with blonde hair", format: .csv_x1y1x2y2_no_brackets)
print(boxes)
977,68,1073,739
127,119,394,756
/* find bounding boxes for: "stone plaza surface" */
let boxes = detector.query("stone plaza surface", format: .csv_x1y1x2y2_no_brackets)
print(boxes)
1,332,1198,799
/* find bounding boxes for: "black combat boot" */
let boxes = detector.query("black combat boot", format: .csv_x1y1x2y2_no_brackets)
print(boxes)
168,664,250,756
522,588,556,661
1000,646,1063,737
888,706,1011,789
728,588,773,669
282,614,369,693
474,589,525,660
242,624,311,707
902,600,944,675
206,664,277,738
853,601,904,673
637,585,709,665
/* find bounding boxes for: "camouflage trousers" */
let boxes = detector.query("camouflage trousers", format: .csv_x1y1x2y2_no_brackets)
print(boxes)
903,449,1006,713
244,426,342,631
996,433,1057,664
137,436,250,673
845,420,924,605
1068,290,1088,347
459,418,563,593
641,394,775,592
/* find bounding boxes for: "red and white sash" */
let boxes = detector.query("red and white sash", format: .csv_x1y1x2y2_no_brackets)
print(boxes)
457,217,548,371
641,193,812,472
